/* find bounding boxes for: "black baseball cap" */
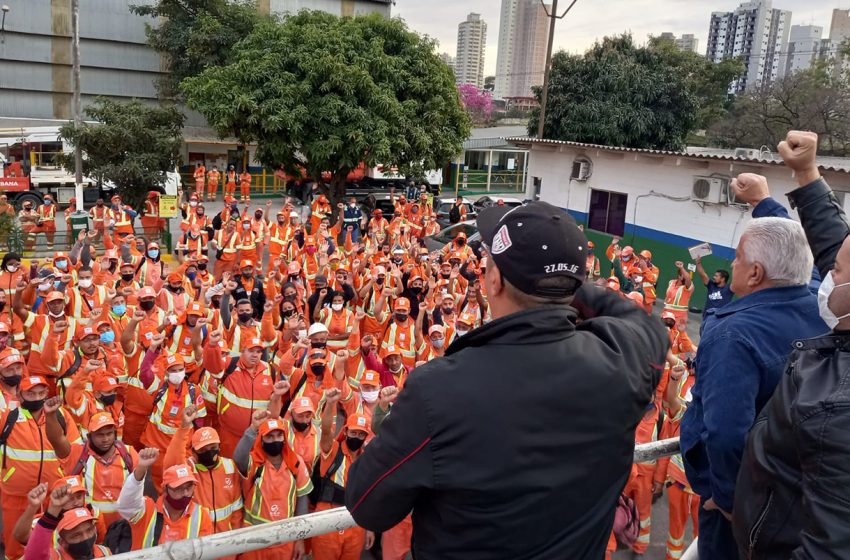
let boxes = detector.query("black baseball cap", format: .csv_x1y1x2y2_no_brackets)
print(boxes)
477,201,587,297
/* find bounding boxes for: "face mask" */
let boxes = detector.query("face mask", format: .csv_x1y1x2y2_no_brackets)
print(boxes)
5,265,18,273
39,282,52,292
331,303,343,312
98,393,117,406
346,436,364,452
44,199,52,205
237,312,253,324
147,250,159,259
78,278,93,289
262,440,284,457
310,363,326,375
361,390,379,403
100,330,115,344
196,210,205,217
187,271,197,282
167,370,186,385
409,286,422,295
168,285,182,293
65,535,96,560
189,201,198,207
394,313,408,323
196,449,219,468
55,260,67,270
292,419,311,432
0,302,6,314
254,212,263,219
2,374,21,387
456,329,469,338
21,398,45,412
818,270,850,329
306,247,317,255
139,300,155,312
375,277,384,285
431,338,445,349
457,239,466,246
164,494,192,511
48,310,64,319
120,272,134,282
283,309,296,318
311,340,327,349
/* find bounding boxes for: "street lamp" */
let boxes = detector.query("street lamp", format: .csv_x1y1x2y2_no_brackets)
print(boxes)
536,0,580,139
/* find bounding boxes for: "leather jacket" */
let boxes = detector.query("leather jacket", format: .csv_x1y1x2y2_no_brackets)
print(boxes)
733,178,850,559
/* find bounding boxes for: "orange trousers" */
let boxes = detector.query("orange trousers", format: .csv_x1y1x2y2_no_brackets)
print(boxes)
624,471,653,554
240,183,251,199
195,180,205,196
238,542,292,560
218,428,242,460
208,182,219,199
225,182,237,197
312,503,365,560
666,483,699,560
123,410,148,450
3,493,31,559
381,515,412,560
213,257,236,283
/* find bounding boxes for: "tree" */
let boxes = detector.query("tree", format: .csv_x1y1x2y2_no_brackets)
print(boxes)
58,99,185,208
528,34,700,150
182,11,470,202
708,64,850,157
647,37,744,129
130,0,264,98
459,83,494,125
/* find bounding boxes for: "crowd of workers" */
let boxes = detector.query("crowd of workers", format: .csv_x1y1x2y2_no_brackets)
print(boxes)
0,129,843,560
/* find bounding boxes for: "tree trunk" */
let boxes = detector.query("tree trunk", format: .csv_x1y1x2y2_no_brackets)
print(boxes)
329,169,349,207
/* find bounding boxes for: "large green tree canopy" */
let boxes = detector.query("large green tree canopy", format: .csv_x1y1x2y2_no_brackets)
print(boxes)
130,0,264,98
528,35,701,150
181,10,470,198
59,99,185,208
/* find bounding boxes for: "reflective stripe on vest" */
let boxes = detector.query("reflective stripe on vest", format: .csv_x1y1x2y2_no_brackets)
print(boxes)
244,465,296,525
151,384,196,436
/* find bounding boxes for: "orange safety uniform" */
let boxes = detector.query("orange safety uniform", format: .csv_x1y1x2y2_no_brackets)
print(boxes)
207,169,221,199
285,417,321,471
89,205,109,232
623,402,660,555
310,198,332,234
213,229,239,280
312,440,366,560
140,197,163,236
24,312,79,388
318,306,355,353
235,229,258,263
65,285,109,320
109,207,135,236
224,171,237,198
193,165,206,195
664,279,694,323
125,493,214,548
239,172,252,201
380,318,418,367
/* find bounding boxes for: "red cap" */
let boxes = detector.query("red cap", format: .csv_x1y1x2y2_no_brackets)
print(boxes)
20,376,48,391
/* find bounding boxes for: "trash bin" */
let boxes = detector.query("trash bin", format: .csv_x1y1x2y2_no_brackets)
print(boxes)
69,211,89,241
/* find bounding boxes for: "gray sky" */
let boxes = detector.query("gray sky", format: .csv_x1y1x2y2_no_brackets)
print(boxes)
394,0,845,75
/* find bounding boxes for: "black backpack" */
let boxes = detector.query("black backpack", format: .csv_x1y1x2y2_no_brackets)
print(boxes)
449,204,461,224
0,408,66,469
104,512,164,553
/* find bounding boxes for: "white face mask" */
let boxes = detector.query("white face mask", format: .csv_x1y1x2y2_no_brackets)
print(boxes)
78,278,93,289
38,282,52,292
431,337,445,349
456,329,469,338
5,265,18,273
331,303,343,312
48,310,64,319
818,270,850,329
361,390,379,403
168,369,186,385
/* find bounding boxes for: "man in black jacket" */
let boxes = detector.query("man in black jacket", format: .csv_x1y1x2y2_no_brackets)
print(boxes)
732,131,850,559
345,201,669,560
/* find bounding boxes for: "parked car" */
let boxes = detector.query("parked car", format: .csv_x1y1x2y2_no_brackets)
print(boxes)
435,197,477,229
472,195,525,212
423,220,480,254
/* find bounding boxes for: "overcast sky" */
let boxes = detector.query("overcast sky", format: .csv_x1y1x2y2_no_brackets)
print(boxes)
394,0,845,75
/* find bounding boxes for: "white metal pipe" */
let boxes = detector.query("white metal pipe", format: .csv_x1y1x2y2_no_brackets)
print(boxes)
682,537,699,560
109,438,682,560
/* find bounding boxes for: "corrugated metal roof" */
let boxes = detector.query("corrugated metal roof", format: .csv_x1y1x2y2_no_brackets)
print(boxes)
506,136,850,174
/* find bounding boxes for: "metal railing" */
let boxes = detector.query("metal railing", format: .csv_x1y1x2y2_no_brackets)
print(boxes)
180,171,289,198
110,437,698,560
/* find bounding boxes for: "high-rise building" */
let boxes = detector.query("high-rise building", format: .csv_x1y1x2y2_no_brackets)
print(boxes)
455,13,488,88
493,0,551,100
439,52,457,74
676,34,700,52
830,8,850,43
785,25,823,75
816,9,850,76
706,0,792,92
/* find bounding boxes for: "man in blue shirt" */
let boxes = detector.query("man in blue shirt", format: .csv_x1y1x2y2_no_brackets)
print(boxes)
695,257,733,316
681,192,827,559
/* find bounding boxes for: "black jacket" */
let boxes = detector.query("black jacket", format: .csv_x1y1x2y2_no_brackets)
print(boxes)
346,285,669,560
233,274,266,320
733,178,850,559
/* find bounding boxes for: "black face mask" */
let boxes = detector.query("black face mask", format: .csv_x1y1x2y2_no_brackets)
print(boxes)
0,302,7,313
441,273,450,280
237,312,253,324
310,341,327,349
198,263,208,271
394,313,408,323
168,285,182,293
346,436,364,452
262,440,284,457
196,449,219,468
441,307,453,315
664,322,675,329
409,286,422,295
139,300,155,312
292,419,311,433
282,310,296,318
254,212,263,220
21,398,45,412
457,239,466,246
65,534,96,560
120,272,134,282
98,394,117,406
2,374,21,387
310,363,326,376
375,277,385,285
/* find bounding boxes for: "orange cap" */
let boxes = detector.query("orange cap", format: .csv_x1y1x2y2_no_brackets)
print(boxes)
661,311,676,321
640,250,652,260
186,302,205,316
167,272,182,284
627,291,645,304
93,376,118,393
87,412,116,433
258,418,286,437
587,241,595,249
138,287,156,299
74,325,99,341
53,475,86,495
287,261,301,274
162,464,197,489
622,246,634,257
246,337,263,350
360,370,380,387
345,413,372,436
428,324,446,336
457,311,476,327
379,345,401,360
240,259,254,269
394,297,410,312
291,397,316,414
105,249,118,259
163,353,185,369
191,427,220,450
45,291,65,303
56,508,94,534
20,376,48,391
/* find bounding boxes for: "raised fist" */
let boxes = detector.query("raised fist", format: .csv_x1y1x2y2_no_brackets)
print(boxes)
137,447,160,468
149,332,165,349
379,386,399,409
208,330,222,345
133,308,147,321
182,405,198,428
53,319,69,333
27,482,48,510
777,130,819,176
251,409,270,431
43,396,62,414
272,379,290,397
730,173,770,208
324,387,342,405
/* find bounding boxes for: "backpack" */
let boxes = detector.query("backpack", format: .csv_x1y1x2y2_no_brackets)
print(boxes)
613,493,640,547
449,204,461,224
71,440,134,476
308,446,346,506
0,408,67,469
104,512,163,553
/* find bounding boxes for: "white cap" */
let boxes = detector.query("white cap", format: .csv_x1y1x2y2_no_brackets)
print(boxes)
307,323,329,337
392,248,405,255
290,211,300,218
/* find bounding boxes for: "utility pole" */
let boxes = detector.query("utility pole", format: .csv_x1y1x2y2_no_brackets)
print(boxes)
536,0,579,139
72,0,83,212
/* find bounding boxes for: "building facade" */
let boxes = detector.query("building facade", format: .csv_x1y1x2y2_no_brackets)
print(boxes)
455,13,487,89
785,25,823,76
657,32,700,53
707,0,791,92
493,0,550,100
259,0,391,17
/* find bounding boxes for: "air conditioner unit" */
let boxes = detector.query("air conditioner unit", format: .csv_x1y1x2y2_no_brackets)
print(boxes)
571,160,591,181
734,147,760,159
691,176,726,204
722,179,748,207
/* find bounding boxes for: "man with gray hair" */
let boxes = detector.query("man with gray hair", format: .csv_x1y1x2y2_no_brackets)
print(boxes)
681,192,827,557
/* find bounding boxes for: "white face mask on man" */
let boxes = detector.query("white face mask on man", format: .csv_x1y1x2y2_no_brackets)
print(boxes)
361,390,380,403
818,270,850,330
168,369,186,385
78,278,93,289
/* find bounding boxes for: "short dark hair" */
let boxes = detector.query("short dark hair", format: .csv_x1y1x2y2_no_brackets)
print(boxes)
236,298,252,308
716,269,730,282
504,276,580,309
78,266,93,274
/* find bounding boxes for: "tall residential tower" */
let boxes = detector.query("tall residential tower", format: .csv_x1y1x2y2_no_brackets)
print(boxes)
455,13,488,88
493,0,551,100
